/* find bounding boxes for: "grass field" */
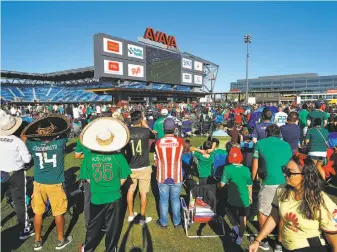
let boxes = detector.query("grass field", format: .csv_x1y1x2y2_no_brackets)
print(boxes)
2,137,337,252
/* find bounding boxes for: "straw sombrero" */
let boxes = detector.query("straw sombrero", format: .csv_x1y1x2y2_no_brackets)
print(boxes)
0,110,23,136
22,114,70,138
80,117,130,152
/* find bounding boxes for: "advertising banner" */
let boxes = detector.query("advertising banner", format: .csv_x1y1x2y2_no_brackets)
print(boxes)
182,72,192,84
194,74,203,85
103,38,123,55
182,58,192,70
194,61,203,72
128,64,144,78
104,60,124,75
127,44,144,60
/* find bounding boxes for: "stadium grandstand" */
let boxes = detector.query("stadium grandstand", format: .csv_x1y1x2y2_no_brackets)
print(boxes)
1,67,208,103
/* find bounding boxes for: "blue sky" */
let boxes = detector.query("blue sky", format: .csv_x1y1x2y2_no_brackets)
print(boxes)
1,1,337,91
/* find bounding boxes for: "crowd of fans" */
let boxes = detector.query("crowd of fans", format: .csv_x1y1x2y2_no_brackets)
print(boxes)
1,100,337,252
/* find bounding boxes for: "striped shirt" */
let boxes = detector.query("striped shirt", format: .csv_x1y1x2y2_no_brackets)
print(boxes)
155,136,184,184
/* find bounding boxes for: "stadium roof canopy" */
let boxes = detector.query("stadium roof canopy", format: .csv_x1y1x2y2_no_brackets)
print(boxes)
1,67,95,81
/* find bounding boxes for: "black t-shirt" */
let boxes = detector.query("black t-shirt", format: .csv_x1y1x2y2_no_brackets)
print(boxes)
125,127,155,169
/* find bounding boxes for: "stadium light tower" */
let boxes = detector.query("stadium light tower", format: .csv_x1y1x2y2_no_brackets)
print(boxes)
244,34,252,104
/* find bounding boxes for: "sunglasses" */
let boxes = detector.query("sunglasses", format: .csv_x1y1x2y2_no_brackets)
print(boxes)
282,165,303,178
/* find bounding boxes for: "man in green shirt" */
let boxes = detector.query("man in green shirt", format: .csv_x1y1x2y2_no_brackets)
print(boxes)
220,147,252,245
252,124,292,251
23,114,72,251
298,103,309,145
307,102,328,128
153,109,168,139
79,119,131,252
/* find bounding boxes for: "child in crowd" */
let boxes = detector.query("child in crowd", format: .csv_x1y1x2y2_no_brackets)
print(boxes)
182,139,193,178
220,147,252,245
240,127,254,168
210,138,228,178
226,121,242,146
191,141,215,185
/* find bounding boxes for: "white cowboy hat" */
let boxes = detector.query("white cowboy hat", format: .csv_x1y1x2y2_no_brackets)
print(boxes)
80,117,130,152
0,110,22,136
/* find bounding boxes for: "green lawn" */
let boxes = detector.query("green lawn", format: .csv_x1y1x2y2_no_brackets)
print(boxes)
2,137,337,252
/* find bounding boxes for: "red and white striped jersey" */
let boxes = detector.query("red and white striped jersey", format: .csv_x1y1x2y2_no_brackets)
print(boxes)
155,136,184,184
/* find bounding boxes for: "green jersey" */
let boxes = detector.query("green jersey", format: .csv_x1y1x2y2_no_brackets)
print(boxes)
306,127,329,152
193,151,215,178
75,139,91,180
221,164,252,207
214,148,227,156
308,110,327,127
298,109,309,128
153,117,166,139
82,152,131,205
253,137,292,185
27,138,67,184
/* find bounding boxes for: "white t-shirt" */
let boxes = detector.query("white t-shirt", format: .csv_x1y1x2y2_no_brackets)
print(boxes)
96,105,101,114
274,112,288,127
73,107,80,119
0,135,32,172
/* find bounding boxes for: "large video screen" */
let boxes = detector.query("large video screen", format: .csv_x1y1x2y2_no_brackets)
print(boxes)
146,47,181,85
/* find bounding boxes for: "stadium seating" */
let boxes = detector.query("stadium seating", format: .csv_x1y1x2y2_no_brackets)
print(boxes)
1,81,188,103
1,85,112,103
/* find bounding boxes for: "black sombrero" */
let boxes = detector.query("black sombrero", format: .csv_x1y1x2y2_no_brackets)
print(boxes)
22,114,70,138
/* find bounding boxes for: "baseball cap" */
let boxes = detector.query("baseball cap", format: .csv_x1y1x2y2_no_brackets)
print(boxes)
163,118,176,131
161,109,168,116
228,147,243,164
315,101,322,109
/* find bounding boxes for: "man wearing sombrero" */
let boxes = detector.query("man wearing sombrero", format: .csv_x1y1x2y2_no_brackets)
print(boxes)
22,114,72,250
79,117,132,252
0,110,34,240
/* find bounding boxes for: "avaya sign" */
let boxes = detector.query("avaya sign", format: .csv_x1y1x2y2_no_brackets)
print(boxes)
143,28,178,49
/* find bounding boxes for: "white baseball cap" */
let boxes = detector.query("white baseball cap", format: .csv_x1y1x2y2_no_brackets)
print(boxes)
161,109,168,116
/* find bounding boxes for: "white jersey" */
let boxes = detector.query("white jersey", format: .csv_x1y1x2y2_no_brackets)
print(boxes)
274,112,288,126
73,107,80,119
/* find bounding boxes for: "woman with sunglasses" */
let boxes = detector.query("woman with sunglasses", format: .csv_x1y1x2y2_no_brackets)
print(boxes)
249,155,337,252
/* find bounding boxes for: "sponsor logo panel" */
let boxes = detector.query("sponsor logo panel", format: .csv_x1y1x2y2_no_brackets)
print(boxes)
128,64,144,78
128,44,144,59
182,58,192,69
104,60,123,75
103,38,123,55
194,74,203,85
194,61,203,71
182,72,192,83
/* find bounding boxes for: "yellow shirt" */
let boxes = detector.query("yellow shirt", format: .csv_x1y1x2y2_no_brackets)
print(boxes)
273,185,337,250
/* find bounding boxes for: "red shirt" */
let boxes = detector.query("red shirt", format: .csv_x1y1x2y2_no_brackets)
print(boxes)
155,136,184,184
233,108,244,124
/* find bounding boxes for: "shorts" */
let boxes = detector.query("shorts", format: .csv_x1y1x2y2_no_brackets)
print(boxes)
128,166,152,193
31,182,68,216
308,152,327,161
258,184,278,216
228,203,250,217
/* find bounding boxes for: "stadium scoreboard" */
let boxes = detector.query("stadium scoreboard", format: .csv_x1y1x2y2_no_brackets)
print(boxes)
94,30,206,87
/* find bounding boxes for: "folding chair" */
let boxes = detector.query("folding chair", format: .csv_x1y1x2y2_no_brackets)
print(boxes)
181,185,225,238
